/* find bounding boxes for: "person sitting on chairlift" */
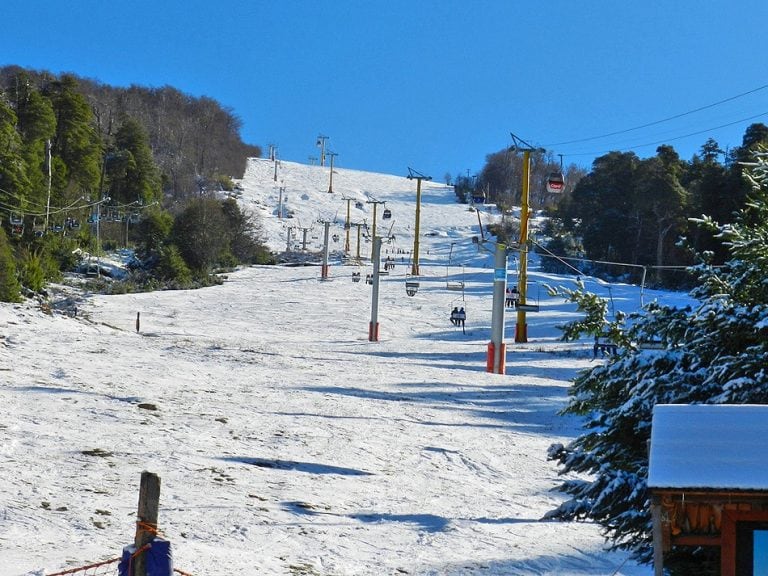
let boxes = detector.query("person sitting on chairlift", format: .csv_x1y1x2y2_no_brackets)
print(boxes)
457,307,466,333
506,286,520,308
450,307,459,326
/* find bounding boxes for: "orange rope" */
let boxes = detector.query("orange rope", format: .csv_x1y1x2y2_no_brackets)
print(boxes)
46,557,121,576
136,520,162,538
47,539,197,576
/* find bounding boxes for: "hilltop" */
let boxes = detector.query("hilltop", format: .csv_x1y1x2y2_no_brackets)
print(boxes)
236,158,484,268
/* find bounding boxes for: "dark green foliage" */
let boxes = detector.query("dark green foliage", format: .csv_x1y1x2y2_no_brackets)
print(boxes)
41,234,81,274
0,65,266,296
44,74,101,198
170,196,273,273
0,228,21,302
18,249,45,293
220,198,271,264
156,244,192,287
0,97,31,203
452,173,473,203
106,117,161,205
548,125,768,289
136,209,173,260
171,196,229,272
546,149,768,569
537,219,582,276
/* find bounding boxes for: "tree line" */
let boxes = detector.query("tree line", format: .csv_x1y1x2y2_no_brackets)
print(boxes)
457,125,768,288
0,66,270,302
545,147,768,574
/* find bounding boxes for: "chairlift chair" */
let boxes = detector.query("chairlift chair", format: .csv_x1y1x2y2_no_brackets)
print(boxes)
382,208,392,220
472,191,486,204
405,274,419,297
352,271,361,283
515,281,542,312
546,171,565,194
449,297,468,332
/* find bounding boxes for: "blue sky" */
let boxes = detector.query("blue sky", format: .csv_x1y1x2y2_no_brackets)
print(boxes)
3,1,767,179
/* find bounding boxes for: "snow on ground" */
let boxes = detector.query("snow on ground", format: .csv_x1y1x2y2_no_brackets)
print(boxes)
0,160,686,575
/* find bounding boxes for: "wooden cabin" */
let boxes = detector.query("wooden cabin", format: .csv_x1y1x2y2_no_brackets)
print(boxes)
648,404,768,576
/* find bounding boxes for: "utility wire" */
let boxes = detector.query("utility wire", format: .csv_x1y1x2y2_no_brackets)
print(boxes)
544,82,768,147
561,111,768,158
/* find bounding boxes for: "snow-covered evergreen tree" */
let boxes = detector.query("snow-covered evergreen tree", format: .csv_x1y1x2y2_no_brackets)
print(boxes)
545,149,768,569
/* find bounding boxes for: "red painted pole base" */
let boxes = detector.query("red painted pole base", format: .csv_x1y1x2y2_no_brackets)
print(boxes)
368,322,380,342
486,342,506,374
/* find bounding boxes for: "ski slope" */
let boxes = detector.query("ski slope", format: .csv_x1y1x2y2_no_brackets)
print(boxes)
0,159,686,575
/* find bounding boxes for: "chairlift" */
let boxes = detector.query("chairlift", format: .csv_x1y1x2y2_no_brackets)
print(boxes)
382,208,392,220
449,298,467,333
355,201,364,210
546,172,565,194
446,268,465,291
516,281,542,312
405,274,419,296
546,155,566,194
472,191,486,204
352,271,361,283
10,212,24,237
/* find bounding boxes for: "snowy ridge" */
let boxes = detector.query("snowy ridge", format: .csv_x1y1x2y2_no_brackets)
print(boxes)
237,158,483,268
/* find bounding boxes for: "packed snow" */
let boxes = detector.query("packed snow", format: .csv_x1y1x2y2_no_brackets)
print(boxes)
1,159,696,575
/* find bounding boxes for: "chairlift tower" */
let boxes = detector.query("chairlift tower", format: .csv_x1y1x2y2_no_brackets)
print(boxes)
407,167,432,276
300,227,311,251
369,236,383,341
510,133,543,343
346,222,366,261
316,134,329,166
317,218,333,280
342,197,353,253
285,226,297,253
366,197,386,261
327,151,338,193
278,186,286,219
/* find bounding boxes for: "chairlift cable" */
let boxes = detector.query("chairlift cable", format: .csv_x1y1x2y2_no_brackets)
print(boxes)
544,83,768,147
552,111,768,158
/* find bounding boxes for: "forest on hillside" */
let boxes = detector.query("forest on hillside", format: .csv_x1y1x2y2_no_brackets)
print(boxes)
0,66,269,302
456,124,768,288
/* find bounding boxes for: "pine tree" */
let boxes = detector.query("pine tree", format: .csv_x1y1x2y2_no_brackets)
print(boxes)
0,228,21,302
546,147,768,568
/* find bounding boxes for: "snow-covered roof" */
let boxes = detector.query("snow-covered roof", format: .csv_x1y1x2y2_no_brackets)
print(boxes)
648,404,768,491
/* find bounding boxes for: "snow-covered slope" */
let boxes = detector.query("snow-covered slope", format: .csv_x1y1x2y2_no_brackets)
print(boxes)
237,158,485,269
0,160,674,576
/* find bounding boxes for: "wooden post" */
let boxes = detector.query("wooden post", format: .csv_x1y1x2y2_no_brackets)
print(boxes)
132,471,161,576
651,494,665,576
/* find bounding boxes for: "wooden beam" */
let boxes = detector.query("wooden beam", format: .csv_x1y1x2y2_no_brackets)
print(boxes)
132,471,161,576
651,499,664,576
